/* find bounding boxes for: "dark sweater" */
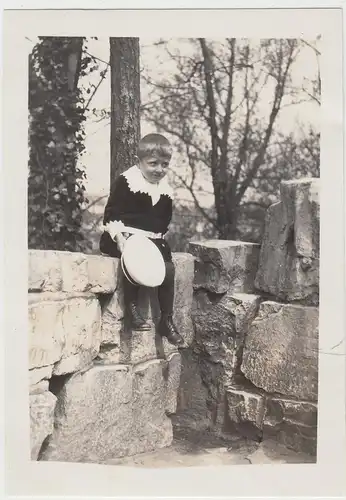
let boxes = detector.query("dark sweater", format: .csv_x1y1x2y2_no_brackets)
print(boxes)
99,167,173,262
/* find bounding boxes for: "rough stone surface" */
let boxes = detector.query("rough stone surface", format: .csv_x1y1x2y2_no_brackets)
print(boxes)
30,391,57,460
100,289,124,345
264,397,318,427
176,348,209,430
29,365,53,386
131,360,174,454
263,396,317,455
189,240,260,294
165,353,182,415
28,250,62,292
185,292,261,434
85,254,119,294
30,380,49,395
28,250,118,293
29,292,102,375
41,360,173,463
226,384,265,436
255,178,320,305
172,253,195,345
193,291,261,379
241,301,318,401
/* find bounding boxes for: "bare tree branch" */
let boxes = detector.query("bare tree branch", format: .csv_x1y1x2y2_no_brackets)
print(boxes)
83,66,108,111
172,170,218,229
199,38,221,175
82,194,107,213
219,38,236,163
235,40,299,203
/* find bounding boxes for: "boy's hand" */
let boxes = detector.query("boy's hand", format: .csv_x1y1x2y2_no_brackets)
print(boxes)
102,221,127,254
116,233,126,253
104,221,125,240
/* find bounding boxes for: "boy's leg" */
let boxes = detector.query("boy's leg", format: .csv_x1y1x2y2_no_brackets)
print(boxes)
122,275,151,331
157,262,184,346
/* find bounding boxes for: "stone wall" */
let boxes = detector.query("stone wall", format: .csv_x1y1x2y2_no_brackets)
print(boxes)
28,250,194,462
28,177,319,462
178,178,319,456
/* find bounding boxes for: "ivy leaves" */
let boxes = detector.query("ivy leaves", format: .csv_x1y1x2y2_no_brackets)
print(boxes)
28,37,92,252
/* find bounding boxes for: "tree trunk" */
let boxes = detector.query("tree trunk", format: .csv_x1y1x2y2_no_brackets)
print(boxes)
110,37,141,185
215,197,238,240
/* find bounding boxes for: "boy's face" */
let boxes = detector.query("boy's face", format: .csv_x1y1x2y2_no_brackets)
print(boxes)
138,155,171,184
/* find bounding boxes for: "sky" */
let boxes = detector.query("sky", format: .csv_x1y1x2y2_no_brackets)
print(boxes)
26,36,320,203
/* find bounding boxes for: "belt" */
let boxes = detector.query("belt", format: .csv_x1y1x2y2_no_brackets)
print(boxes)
123,226,165,240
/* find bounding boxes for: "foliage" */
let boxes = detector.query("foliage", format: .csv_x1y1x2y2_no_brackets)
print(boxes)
28,37,100,251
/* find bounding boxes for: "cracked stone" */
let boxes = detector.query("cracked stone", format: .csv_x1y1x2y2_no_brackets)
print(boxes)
241,301,318,400
29,292,102,375
30,391,57,460
40,360,174,463
189,240,260,294
255,178,320,305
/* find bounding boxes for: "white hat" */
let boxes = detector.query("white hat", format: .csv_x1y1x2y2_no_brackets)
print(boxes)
121,234,166,287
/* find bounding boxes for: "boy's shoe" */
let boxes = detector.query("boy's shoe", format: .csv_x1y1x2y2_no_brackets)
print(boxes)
158,315,184,346
129,303,152,331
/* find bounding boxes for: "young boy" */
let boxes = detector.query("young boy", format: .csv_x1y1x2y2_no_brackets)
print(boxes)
100,133,184,347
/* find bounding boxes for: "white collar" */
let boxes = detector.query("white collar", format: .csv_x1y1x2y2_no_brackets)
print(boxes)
122,165,174,206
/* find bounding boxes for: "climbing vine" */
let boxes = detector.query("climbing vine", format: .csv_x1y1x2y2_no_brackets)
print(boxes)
28,37,100,252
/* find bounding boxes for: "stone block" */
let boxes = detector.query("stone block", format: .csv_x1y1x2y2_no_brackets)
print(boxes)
40,360,174,463
29,365,53,386
30,391,57,460
85,254,119,294
100,289,124,345
28,250,62,292
193,291,261,378
241,301,318,400
264,397,318,428
172,252,194,311
172,253,195,346
189,240,260,294
165,353,182,415
30,380,49,395
176,348,209,429
186,292,261,433
28,294,65,370
29,292,102,375
255,178,320,305
263,396,317,455
28,250,118,293
226,384,265,431
97,325,178,366
131,360,173,453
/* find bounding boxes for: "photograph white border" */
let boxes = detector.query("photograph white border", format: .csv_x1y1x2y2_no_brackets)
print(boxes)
1,4,346,499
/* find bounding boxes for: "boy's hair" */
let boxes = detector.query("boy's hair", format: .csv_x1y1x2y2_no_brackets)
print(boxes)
137,133,172,160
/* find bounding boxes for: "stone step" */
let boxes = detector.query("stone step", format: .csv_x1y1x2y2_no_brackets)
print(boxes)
38,358,180,463
189,240,260,294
